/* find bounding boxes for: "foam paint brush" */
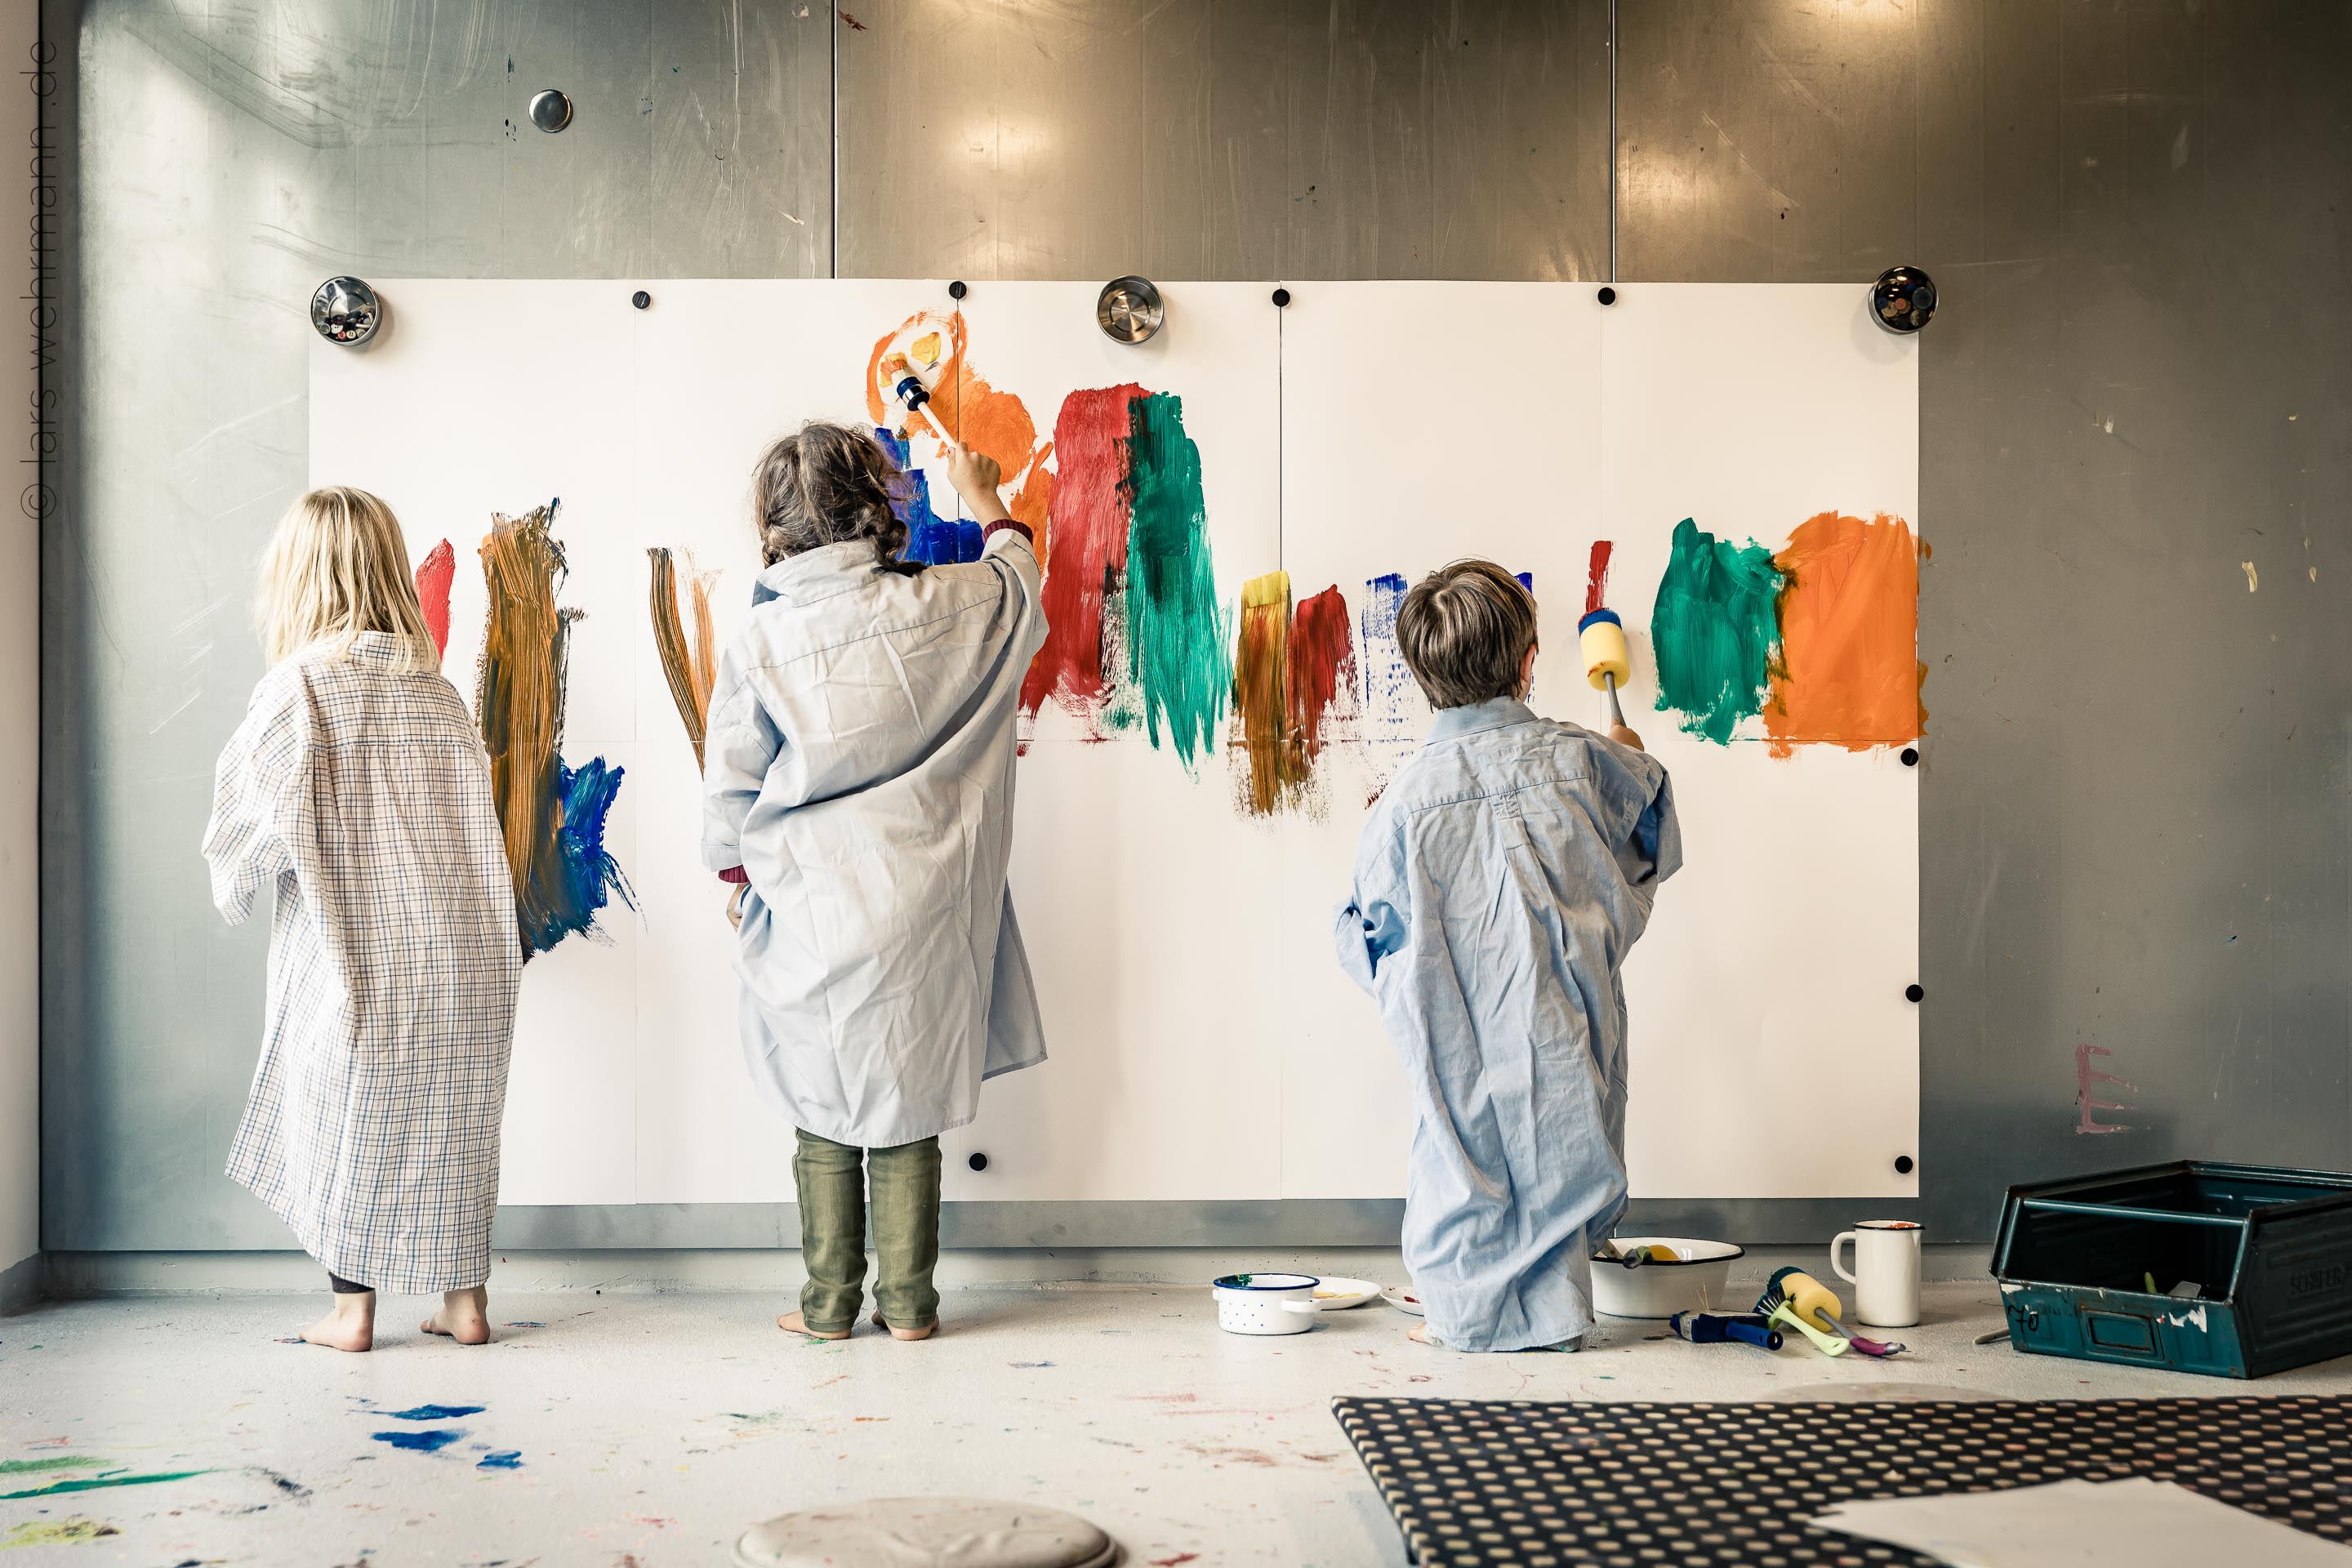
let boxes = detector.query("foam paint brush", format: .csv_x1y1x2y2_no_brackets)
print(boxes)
878,352,937,437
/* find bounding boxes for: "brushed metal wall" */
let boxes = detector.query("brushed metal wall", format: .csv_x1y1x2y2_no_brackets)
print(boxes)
43,0,2350,1252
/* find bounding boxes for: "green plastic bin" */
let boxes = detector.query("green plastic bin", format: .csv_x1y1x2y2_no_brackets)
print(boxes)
1991,1160,2352,1379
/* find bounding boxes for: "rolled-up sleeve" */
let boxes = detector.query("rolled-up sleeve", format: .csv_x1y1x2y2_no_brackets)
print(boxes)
1335,818,1410,995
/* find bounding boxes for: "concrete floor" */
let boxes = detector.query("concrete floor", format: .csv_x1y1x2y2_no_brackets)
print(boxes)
6,1281,2352,1566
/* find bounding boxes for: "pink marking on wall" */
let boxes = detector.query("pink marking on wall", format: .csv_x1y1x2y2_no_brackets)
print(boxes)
2074,1042,2137,1134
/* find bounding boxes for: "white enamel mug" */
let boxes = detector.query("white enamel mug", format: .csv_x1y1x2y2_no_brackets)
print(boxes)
1831,1220,1923,1328
1211,1273,1326,1335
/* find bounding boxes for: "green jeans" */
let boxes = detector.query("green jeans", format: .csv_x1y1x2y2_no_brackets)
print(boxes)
792,1129,942,1334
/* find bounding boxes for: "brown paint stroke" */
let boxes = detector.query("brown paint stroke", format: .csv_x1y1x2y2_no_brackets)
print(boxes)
648,547,707,768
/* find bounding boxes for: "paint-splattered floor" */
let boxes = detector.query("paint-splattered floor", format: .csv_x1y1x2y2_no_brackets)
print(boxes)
7,1282,2352,1565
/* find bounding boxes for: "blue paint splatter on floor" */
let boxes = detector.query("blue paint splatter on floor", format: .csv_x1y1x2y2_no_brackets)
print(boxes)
372,1429,465,1453
475,1450,523,1470
385,1405,485,1422
1012,1361,1057,1369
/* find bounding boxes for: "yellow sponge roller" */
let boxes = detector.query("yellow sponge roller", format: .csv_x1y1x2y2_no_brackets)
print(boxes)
1578,608,1630,693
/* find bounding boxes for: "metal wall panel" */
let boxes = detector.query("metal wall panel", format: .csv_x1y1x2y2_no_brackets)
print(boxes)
1619,0,2352,1236
45,0,2349,1251
835,0,1611,281
42,0,831,1249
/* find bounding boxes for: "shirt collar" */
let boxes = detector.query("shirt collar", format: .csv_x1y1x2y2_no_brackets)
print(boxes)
1424,695,1537,743
751,541,875,606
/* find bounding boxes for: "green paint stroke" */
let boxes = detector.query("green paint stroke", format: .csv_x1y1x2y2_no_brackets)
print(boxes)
0,1469,210,1501
0,1458,108,1477
1119,392,1230,768
1650,517,1784,744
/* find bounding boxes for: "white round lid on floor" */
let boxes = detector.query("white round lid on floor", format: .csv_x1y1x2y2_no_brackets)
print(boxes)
731,1497,1120,1568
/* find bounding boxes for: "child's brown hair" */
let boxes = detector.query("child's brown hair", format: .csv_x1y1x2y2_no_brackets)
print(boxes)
1396,559,1539,709
751,421,923,577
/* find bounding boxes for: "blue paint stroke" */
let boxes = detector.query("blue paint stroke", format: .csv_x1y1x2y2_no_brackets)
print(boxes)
524,755,633,953
386,1405,484,1422
1011,1361,1057,1369
372,1430,464,1454
1360,572,1414,732
476,1451,524,1470
1515,571,1535,593
875,427,981,565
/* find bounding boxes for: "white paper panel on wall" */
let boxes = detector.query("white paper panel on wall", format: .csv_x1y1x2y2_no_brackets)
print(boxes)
310,278,1919,1209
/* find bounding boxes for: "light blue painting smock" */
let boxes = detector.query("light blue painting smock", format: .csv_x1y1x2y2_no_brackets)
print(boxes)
702,529,1049,1150
1337,697,1682,1352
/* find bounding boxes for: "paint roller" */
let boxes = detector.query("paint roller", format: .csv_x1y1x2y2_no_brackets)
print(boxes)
1578,608,1631,732
1754,1267,1849,1356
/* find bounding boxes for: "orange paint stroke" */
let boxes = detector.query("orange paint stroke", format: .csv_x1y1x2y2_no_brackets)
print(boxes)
866,310,1053,556
1765,510,1927,756
1232,571,1292,817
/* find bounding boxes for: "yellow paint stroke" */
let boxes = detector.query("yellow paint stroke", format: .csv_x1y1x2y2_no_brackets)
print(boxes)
910,331,942,368
2242,561,2258,592
1232,571,1292,817
2,1517,120,1548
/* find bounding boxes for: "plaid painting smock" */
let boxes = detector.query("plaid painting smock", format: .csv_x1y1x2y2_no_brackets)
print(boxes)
203,632,520,1294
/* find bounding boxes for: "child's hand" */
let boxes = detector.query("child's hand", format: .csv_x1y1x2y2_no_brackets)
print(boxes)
942,440,1011,523
1609,724,1646,752
726,882,747,931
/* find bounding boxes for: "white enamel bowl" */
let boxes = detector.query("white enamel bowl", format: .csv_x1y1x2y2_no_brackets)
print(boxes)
1588,1237,1747,1319
1212,1272,1326,1335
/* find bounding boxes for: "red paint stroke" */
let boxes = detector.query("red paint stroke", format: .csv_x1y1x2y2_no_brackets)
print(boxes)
1765,510,1927,756
1149,1556,1201,1567
865,310,1053,549
1286,585,1356,765
838,10,868,29
1021,385,1142,721
1584,539,1614,616
2075,1042,2136,1134
414,538,455,660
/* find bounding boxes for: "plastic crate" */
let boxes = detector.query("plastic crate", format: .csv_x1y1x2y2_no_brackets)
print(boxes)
1991,1160,2352,1379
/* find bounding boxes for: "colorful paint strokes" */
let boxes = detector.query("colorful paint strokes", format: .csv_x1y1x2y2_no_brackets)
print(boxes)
648,547,721,768
415,537,455,661
478,501,632,957
1765,511,1927,755
1230,574,1360,817
865,310,1054,547
0,1468,211,1501
1650,518,1785,745
1019,387,1230,770
1,1518,121,1548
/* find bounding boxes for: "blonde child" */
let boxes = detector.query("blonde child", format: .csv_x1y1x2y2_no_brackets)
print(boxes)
203,487,519,1352
1336,561,1680,1352
702,425,1047,1342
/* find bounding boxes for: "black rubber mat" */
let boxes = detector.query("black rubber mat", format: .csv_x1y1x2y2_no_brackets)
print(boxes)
1332,1394,2352,1566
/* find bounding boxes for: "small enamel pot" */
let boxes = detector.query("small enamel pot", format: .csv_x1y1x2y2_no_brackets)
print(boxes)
1212,1273,1326,1335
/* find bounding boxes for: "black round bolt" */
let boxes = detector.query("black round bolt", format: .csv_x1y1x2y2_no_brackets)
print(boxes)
630,289,651,310
1597,286,1617,305
1272,287,1291,308
947,280,968,301
1895,1155,1915,1174
1904,983,1924,1003
967,1152,988,1173
1900,746,1919,766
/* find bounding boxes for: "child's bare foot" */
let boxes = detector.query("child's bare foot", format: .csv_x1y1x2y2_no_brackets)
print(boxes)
870,1311,935,1342
776,1310,850,1341
301,1292,374,1352
1409,1321,1444,1348
421,1286,492,1345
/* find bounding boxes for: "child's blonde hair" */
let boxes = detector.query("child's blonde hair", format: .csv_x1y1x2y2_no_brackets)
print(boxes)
258,485,438,671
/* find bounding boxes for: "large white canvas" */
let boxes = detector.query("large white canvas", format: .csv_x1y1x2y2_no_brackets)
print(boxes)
310,278,1918,1209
